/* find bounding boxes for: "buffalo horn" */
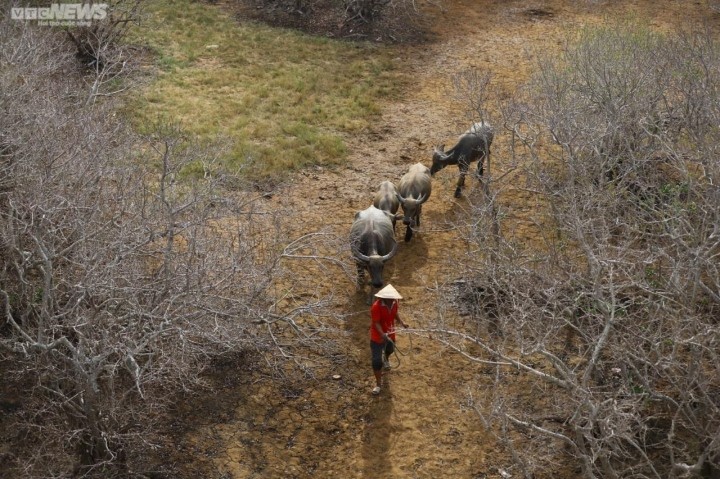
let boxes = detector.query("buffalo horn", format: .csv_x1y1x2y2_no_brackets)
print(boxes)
351,243,371,262
381,240,398,262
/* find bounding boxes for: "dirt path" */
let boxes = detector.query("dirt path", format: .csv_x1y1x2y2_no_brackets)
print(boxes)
188,2,720,477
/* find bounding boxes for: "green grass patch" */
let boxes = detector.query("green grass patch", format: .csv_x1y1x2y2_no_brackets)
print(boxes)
126,0,402,179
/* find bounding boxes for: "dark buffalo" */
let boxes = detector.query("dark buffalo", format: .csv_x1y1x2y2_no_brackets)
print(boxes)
372,180,400,231
396,163,432,242
350,206,398,295
431,122,494,198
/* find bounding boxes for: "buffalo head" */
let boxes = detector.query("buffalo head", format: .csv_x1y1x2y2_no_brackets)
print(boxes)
395,192,428,226
352,241,398,288
430,145,448,176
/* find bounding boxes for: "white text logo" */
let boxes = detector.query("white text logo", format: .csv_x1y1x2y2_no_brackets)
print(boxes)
11,4,108,26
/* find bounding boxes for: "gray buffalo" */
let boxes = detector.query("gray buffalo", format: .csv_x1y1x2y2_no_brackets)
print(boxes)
350,206,398,295
431,121,494,198
372,180,400,231
396,162,432,242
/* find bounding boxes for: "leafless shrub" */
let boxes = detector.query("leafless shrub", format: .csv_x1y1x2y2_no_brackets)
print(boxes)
433,25,720,478
0,18,341,477
451,68,492,125
252,0,318,14
343,0,391,22
64,0,142,64
2,1,143,105
238,0,432,42
342,0,428,31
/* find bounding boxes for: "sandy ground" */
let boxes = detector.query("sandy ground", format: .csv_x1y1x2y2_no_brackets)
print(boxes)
182,1,720,477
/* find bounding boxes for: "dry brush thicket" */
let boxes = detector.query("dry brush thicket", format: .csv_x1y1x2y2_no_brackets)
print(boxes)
242,0,428,42
251,0,417,22
0,17,342,478
435,27,720,478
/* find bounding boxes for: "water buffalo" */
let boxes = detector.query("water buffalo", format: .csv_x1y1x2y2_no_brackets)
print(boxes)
431,121,494,198
396,162,432,242
372,180,400,231
350,206,398,296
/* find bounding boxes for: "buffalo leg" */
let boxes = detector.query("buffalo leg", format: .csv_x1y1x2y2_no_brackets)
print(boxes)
366,292,374,305
455,164,469,198
356,263,366,288
404,224,413,242
478,146,490,180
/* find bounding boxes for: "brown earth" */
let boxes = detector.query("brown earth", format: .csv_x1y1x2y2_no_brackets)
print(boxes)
179,2,720,478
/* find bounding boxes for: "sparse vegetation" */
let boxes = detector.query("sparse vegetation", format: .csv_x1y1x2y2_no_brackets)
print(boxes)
0,9,345,476
126,0,402,179
435,23,720,478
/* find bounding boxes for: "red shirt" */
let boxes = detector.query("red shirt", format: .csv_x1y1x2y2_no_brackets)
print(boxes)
370,299,398,344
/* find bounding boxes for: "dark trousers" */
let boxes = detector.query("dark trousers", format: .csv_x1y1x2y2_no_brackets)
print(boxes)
371,340,394,371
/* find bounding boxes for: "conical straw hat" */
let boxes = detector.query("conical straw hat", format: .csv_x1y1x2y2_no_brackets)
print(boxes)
374,284,403,299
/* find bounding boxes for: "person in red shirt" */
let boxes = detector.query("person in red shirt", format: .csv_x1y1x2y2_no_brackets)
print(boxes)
370,284,409,395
